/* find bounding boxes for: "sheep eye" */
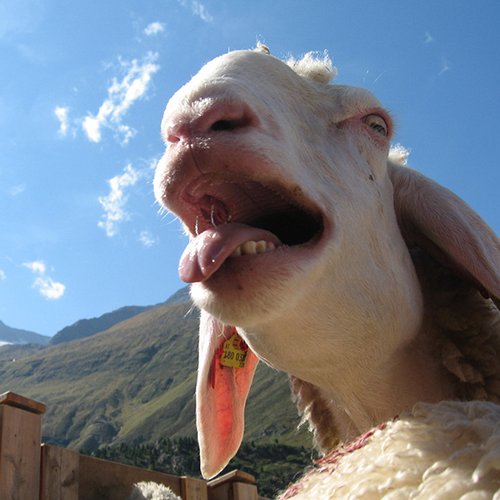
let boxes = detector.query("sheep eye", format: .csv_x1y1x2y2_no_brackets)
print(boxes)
363,114,388,137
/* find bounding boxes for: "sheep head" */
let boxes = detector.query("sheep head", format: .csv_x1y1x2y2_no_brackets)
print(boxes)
154,49,500,478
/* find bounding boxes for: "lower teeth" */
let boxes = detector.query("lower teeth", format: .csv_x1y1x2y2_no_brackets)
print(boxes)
231,240,276,257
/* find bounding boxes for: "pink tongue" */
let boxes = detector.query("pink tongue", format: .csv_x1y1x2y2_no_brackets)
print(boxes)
179,223,281,283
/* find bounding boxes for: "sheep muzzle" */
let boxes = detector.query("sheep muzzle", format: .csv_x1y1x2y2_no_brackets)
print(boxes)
178,178,325,283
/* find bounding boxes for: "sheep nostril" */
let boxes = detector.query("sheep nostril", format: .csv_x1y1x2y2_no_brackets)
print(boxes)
167,133,181,143
165,101,257,143
166,123,189,144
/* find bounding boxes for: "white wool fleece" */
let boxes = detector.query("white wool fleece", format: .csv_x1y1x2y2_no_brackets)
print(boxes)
281,400,500,499
128,481,181,500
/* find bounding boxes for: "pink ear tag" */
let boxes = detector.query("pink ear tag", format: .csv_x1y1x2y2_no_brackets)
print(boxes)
219,332,248,369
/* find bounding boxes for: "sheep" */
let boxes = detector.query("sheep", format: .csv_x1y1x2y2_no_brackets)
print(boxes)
153,45,500,493
128,481,181,500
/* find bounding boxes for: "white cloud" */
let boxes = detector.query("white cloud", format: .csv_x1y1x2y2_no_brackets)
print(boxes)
146,154,162,172
424,32,434,44
82,52,160,144
144,22,165,36
54,106,70,136
192,1,213,22
0,269,6,281
178,0,213,23
139,230,158,248
439,57,451,75
116,124,136,144
33,276,65,300
98,164,141,237
23,260,46,274
82,115,101,142
23,260,65,300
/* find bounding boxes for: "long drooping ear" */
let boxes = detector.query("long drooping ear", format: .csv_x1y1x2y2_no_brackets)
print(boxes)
388,162,500,306
196,310,259,479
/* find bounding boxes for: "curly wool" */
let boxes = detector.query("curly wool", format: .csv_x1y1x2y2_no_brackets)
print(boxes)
254,43,337,84
280,400,500,499
128,481,181,500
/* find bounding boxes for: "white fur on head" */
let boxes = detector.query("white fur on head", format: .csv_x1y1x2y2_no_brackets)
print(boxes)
286,51,337,84
254,44,337,84
389,143,411,165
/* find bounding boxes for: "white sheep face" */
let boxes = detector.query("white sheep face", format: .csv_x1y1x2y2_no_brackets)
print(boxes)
154,49,500,479
154,50,423,373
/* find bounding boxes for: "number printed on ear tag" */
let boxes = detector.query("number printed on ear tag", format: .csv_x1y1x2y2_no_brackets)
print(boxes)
220,332,248,368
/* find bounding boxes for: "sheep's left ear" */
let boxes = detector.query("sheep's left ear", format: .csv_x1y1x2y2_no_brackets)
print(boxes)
196,310,259,479
388,162,500,306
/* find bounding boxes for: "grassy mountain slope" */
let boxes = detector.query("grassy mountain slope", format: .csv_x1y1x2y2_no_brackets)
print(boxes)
0,299,312,452
0,343,46,362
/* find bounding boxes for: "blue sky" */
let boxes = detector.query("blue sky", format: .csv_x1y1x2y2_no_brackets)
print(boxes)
0,0,498,336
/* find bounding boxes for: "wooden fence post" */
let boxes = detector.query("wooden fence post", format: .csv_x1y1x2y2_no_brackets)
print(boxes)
0,390,263,500
40,444,79,500
0,392,46,500
78,454,184,499
181,476,208,500
208,470,259,500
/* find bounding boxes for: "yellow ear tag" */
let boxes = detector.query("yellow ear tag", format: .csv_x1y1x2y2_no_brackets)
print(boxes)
220,332,248,368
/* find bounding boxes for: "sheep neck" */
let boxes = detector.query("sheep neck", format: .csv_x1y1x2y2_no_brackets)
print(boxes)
320,335,455,441
238,243,456,444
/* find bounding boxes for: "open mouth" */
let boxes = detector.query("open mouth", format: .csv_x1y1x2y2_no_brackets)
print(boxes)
178,178,325,283
248,202,323,246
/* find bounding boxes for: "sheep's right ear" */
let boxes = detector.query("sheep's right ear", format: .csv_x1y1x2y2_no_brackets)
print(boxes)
196,310,259,479
388,163,500,306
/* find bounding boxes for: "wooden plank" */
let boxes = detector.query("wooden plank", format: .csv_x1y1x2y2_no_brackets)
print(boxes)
207,470,256,487
208,481,259,500
208,470,258,500
78,454,183,500
181,476,208,500
40,444,79,500
0,404,43,500
207,482,230,500
232,483,258,500
0,391,46,415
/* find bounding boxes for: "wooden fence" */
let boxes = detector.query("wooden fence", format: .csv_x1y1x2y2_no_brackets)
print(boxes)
0,392,260,500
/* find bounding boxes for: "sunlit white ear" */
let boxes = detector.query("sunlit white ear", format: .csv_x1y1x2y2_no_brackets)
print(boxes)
388,162,500,306
196,310,260,479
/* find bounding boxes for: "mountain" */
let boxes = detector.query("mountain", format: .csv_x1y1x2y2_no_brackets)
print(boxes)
0,290,311,453
49,286,191,346
0,320,50,346
50,305,156,345
163,286,191,306
0,343,46,362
